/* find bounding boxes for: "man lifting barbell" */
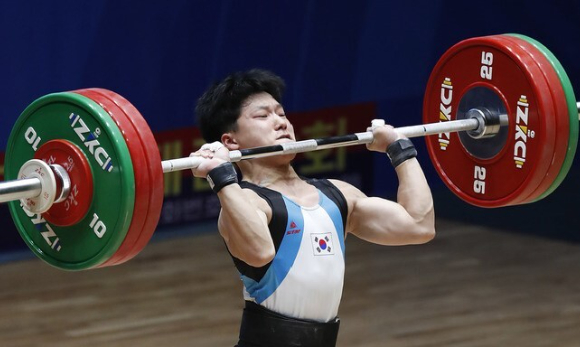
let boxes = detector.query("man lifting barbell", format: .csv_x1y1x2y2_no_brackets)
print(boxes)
189,69,436,347
0,33,578,267
0,33,578,344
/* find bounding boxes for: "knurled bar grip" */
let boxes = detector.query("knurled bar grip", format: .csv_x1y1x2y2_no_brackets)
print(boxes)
161,117,481,173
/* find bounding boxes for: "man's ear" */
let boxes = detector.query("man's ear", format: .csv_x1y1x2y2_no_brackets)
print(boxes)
221,132,239,150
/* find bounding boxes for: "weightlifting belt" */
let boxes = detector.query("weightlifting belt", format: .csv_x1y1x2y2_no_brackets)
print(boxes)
237,301,340,347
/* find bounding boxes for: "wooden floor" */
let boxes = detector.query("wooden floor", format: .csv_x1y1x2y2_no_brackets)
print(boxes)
2,219,580,347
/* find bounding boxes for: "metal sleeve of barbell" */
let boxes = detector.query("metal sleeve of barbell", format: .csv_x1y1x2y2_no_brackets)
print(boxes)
0,178,42,204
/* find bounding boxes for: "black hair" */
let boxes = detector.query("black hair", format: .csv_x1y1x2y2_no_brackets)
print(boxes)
196,69,286,143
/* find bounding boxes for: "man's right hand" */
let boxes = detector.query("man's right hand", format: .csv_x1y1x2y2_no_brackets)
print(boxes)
190,141,230,178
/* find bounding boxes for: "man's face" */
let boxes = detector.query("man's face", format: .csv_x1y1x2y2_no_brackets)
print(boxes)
228,92,295,149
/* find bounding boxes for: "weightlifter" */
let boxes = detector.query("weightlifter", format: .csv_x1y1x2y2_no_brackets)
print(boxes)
190,69,435,347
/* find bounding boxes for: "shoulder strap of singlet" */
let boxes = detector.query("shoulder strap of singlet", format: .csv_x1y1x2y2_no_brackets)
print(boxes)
238,181,289,251
306,178,348,236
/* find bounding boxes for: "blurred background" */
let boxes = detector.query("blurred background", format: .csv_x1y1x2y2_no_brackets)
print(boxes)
1,0,578,254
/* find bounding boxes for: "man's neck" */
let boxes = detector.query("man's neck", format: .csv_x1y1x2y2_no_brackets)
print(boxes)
239,160,321,207
238,160,301,188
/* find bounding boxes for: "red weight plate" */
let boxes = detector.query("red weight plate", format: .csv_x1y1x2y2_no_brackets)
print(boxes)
91,89,163,265
34,140,94,226
423,35,557,207
496,35,570,204
73,90,151,267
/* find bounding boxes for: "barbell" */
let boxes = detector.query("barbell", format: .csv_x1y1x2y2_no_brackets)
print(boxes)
0,34,578,270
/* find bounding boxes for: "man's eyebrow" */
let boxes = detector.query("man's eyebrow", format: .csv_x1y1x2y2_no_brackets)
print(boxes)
252,104,283,112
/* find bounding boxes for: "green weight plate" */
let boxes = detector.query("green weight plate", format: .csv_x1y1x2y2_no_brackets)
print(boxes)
5,92,135,270
506,34,578,201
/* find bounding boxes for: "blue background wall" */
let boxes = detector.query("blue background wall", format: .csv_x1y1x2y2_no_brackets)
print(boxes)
1,0,579,254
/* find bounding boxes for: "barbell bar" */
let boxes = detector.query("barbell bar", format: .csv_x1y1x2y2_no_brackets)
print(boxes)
0,33,578,270
162,116,489,172
0,177,41,203
0,115,491,205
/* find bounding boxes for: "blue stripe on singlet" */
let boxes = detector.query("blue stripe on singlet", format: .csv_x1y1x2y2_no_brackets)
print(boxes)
241,196,304,304
319,191,345,257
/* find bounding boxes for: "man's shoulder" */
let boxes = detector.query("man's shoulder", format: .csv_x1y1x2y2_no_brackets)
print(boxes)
325,178,351,189
325,178,366,199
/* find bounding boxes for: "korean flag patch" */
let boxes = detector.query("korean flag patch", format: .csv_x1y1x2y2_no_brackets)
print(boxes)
311,233,335,256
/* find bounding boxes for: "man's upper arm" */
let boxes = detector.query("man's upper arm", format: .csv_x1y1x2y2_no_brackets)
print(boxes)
329,179,434,245
217,187,273,260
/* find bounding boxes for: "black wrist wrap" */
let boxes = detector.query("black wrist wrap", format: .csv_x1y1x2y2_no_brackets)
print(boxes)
206,162,238,193
386,138,417,168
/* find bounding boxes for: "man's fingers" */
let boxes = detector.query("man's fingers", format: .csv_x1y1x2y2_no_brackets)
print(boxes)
200,141,224,152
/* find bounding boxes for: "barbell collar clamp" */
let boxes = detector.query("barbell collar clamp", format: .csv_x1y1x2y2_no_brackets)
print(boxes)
465,108,508,139
50,164,71,204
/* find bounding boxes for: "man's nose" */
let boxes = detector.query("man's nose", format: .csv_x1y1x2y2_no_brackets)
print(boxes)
273,113,287,130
